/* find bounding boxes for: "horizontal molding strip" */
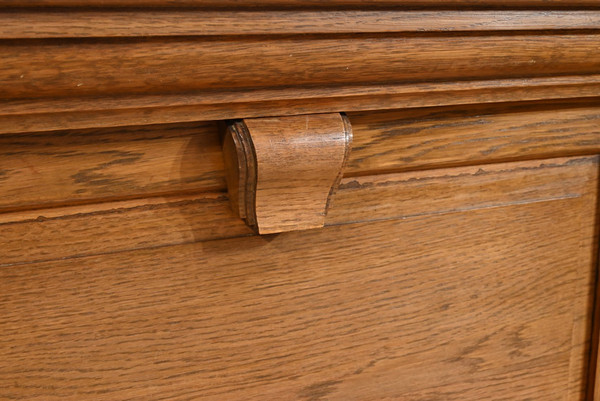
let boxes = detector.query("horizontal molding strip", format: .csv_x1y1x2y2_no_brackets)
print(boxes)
0,156,595,266
2,35,600,101
2,11,600,38
346,100,600,176
2,75,600,134
0,121,225,213
1,0,599,8
1,99,599,214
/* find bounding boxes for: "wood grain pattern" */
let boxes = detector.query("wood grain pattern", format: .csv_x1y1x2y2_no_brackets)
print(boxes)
0,193,252,267
1,157,595,266
0,193,596,400
347,100,600,175
2,10,600,38
0,121,224,212
1,4,599,399
1,0,599,7
2,101,600,212
3,76,600,135
330,156,598,225
227,114,352,234
1,4,598,135
2,35,599,102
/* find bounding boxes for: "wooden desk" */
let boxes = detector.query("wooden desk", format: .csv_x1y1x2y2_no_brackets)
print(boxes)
1,2,600,399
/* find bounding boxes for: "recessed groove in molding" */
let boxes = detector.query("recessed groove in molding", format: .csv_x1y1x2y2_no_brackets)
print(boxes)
1,11,600,38
2,75,600,134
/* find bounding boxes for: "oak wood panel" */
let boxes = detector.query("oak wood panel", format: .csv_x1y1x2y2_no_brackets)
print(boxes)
0,121,224,212
347,100,600,175
330,156,598,224
3,76,600,135
3,102,600,212
1,157,595,266
2,0,599,7
0,194,596,400
3,10,600,38
2,35,599,102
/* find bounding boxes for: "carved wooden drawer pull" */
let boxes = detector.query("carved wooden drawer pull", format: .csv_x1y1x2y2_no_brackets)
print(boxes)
223,113,352,234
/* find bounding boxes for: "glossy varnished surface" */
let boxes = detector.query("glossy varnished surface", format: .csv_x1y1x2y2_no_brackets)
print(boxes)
229,114,351,233
2,35,599,101
3,10,600,38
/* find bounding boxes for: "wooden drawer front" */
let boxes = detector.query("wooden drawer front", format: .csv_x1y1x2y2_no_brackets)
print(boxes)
1,156,597,400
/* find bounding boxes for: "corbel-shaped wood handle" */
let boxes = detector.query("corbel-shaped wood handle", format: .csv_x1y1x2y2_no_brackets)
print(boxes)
223,113,352,234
